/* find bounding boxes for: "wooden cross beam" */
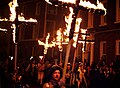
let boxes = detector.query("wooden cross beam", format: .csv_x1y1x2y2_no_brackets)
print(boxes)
48,0,106,15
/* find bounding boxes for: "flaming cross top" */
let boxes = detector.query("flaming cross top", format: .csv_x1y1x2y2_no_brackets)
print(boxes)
46,0,106,15
38,33,55,54
0,0,37,70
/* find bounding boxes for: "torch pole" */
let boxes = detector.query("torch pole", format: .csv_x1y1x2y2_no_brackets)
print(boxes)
60,51,62,65
14,7,19,71
62,0,80,80
62,40,72,80
71,48,77,72
14,43,17,70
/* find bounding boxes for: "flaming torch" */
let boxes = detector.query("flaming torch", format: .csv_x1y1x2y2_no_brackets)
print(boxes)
38,33,55,63
56,28,63,65
45,0,106,80
0,0,37,70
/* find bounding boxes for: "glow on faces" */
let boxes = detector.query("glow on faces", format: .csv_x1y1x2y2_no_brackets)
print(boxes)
52,70,61,81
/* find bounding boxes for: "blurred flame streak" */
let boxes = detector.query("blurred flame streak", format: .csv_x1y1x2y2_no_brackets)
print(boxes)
0,28,7,31
56,28,63,52
73,18,82,48
64,7,74,42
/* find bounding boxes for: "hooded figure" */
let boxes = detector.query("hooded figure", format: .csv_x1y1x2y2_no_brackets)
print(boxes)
43,65,65,88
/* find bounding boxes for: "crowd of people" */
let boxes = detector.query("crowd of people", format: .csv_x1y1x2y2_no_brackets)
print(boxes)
0,55,120,88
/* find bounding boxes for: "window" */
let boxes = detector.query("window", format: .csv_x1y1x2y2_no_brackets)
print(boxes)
47,4,57,15
88,12,93,28
116,40,120,55
100,41,107,58
116,0,120,22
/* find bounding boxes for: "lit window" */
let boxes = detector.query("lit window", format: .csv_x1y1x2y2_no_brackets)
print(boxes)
116,0,120,22
116,40,120,55
100,41,107,58
88,12,93,28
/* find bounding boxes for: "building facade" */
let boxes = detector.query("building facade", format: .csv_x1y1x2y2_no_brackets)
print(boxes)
0,0,120,66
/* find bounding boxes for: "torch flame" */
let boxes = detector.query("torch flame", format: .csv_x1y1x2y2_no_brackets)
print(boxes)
8,0,37,43
38,33,55,54
73,18,82,47
59,0,76,4
0,28,7,31
56,28,63,52
64,7,74,42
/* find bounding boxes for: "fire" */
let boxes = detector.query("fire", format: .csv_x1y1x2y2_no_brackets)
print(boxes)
73,18,82,47
38,33,50,54
0,18,9,21
45,0,106,15
18,13,37,22
38,33,55,54
8,0,18,21
7,0,37,43
64,7,74,42
56,28,63,52
0,28,7,31
59,0,76,4
11,24,16,42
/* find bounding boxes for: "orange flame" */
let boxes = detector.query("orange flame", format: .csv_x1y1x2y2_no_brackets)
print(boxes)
56,28,63,52
64,7,74,42
0,18,9,21
73,18,82,47
45,0,106,15
8,0,37,43
59,0,76,4
38,33,55,54
0,28,7,31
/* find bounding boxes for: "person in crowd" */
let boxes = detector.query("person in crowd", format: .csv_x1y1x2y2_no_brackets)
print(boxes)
43,65,65,88
65,63,72,88
76,62,87,88
37,58,45,86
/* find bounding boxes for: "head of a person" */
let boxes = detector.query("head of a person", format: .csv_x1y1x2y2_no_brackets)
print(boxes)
48,65,63,81
67,63,72,70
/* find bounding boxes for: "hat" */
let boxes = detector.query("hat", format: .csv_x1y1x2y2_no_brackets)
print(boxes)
47,65,63,80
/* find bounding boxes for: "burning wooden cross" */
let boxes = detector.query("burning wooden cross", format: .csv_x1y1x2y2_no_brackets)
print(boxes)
45,0,106,80
0,0,37,70
38,33,55,63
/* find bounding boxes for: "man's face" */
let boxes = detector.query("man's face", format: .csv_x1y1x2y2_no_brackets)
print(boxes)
52,70,61,81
